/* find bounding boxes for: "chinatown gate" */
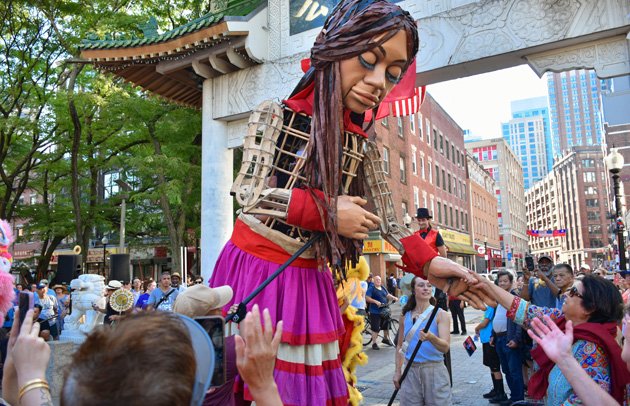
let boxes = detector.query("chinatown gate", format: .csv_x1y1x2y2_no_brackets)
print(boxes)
80,0,630,282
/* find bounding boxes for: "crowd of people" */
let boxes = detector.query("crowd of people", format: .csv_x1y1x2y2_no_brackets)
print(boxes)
469,260,630,406
1,0,629,404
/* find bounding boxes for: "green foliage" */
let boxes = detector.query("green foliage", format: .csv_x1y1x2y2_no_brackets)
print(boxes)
1,0,204,272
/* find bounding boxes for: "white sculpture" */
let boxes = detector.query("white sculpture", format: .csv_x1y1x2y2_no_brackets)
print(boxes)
59,274,106,343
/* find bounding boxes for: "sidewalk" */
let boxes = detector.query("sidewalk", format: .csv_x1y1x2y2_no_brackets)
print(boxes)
356,305,493,405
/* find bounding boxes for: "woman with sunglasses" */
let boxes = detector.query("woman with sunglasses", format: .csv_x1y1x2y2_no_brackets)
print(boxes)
473,274,629,405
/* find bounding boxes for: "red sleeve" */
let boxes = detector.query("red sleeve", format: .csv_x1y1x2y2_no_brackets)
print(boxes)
286,188,327,231
399,235,439,279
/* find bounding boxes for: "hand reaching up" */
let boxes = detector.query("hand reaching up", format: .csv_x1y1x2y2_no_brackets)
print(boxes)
234,304,283,406
527,315,573,364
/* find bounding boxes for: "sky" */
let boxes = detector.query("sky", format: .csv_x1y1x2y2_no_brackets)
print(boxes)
427,65,549,139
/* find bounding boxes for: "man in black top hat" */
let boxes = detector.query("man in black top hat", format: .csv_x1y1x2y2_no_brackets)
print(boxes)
415,208,447,258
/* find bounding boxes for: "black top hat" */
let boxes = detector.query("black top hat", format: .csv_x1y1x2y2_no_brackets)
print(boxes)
416,208,432,219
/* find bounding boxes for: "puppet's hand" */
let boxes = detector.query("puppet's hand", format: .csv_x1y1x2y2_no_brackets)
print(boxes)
427,256,476,285
337,196,380,239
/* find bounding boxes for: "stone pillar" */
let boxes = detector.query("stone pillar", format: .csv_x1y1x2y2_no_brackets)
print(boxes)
201,78,233,282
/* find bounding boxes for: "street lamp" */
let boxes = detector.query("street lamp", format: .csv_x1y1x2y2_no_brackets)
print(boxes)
101,236,109,276
115,179,132,253
484,237,489,273
605,148,626,271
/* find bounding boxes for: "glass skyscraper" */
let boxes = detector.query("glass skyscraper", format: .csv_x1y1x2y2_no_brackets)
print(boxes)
547,69,606,156
501,96,552,189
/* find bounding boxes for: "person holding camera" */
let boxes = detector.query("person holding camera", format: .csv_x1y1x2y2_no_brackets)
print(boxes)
366,276,398,350
520,255,559,309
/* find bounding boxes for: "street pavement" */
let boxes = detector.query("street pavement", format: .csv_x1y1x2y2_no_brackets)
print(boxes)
357,304,493,405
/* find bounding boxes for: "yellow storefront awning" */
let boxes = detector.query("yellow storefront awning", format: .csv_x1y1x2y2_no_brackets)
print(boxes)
445,241,477,255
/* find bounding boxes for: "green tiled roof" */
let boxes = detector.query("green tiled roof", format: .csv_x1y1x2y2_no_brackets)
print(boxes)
81,0,263,50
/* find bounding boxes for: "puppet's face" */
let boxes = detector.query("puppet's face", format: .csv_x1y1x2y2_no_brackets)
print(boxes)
339,29,409,114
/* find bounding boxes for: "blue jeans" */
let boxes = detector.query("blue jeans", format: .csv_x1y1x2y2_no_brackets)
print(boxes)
495,335,524,401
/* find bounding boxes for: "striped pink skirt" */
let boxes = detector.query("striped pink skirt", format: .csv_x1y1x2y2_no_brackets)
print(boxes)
210,240,349,405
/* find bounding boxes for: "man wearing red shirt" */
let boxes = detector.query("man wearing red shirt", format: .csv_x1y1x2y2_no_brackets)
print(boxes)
415,208,447,258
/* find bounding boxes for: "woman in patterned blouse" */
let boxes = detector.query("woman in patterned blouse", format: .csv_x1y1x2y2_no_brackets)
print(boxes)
473,274,630,405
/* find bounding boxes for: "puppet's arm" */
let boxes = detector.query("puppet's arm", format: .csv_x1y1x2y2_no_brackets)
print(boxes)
362,141,487,307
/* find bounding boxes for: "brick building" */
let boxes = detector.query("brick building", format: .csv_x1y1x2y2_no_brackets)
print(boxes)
366,93,475,278
525,172,564,262
554,146,611,268
465,138,527,269
467,153,501,272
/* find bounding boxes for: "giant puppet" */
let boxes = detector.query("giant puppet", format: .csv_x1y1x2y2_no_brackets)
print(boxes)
210,0,489,404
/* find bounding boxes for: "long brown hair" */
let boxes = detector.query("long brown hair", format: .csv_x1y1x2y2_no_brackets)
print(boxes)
294,0,419,269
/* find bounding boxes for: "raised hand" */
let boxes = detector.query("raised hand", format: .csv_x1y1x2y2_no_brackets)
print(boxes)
234,305,283,406
527,315,573,364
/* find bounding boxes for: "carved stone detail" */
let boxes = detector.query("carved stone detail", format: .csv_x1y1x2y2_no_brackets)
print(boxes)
412,0,630,78
212,52,307,119
526,36,630,79
268,0,282,60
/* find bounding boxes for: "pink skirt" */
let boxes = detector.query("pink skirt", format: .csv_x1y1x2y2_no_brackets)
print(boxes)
210,240,349,405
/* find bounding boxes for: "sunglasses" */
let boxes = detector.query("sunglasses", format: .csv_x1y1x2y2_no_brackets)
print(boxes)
567,286,583,299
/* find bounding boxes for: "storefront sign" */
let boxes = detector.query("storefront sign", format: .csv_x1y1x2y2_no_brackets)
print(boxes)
12,250,35,259
289,0,400,35
441,229,471,245
363,238,398,254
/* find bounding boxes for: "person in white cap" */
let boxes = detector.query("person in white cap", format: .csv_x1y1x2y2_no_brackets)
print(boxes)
578,263,591,276
173,284,239,405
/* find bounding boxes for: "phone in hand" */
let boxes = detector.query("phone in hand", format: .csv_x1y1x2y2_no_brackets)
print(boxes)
525,255,535,273
18,291,34,329
195,316,226,387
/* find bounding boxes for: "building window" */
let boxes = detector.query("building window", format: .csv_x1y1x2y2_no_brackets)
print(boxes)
435,165,440,187
382,147,390,174
583,172,596,182
104,172,121,199
29,194,37,205
411,151,417,175
447,174,452,193
450,206,454,226
413,187,419,209
420,156,425,179
437,202,442,223
455,208,459,229
587,211,598,221
464,213,468,231
410,114,416,134
442,169,446,191
401,201,408,219
400,156,407,184
382,116,388,128
428,162,432,183
585,199,598,207
433,129,438,149
397,117,404,137
446,140,450,160
439,134,444,153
